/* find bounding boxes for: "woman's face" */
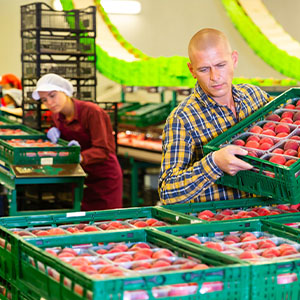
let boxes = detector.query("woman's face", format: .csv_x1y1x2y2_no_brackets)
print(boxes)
38,91,68,114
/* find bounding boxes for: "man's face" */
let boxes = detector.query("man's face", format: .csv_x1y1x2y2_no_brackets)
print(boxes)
188,44,238,102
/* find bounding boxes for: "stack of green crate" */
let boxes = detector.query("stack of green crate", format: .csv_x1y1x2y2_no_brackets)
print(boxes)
0,206,250,300
2,204,300,298
156,219,300,300
4,228,249,300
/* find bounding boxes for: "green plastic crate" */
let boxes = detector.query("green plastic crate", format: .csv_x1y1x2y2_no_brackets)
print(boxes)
119,102,171,127
203,88,300,204
264,214,300,237
10,228,249,300
110,102,142,123
0,116,19,126
0,125,44,138
0,206,194,282
115,102,142,118
163,197,300,223
0,276,36,300
0,206,194,228
157,219,300,300
0,136,80,165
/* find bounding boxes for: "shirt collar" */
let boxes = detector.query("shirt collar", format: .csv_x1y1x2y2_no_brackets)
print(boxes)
194,82,243,107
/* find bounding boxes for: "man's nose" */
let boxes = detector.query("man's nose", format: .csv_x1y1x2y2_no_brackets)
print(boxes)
210,68,220,81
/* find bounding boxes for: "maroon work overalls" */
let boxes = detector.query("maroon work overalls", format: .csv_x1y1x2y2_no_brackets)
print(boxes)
59,115,123,211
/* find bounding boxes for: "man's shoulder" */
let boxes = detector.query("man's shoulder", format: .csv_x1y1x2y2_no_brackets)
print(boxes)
234,83,265,94
170,95,198,118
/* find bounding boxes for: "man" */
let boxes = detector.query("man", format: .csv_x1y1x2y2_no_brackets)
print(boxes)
159,28,272,204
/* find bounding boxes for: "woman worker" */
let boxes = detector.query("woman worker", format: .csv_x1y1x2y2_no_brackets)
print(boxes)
32,73,123,211
0,73,22,108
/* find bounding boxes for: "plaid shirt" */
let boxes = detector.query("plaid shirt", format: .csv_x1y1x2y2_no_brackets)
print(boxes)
159,83,272,204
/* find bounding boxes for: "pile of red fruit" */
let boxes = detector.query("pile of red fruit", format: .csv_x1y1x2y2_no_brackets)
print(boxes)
230,99,300,166
128,218,168,227
10,218,169,238
45,241,209,281
117,132,162,152
196,204,300,222
6,139,57,147
0,128,28,135
185,231,300,262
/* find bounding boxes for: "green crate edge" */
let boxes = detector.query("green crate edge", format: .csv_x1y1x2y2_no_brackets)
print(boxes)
0,124,44,139
0,136,80,165
203,88,300,203
156,219,300,300
15,228,250,300
0,206,194,283
162,197,300,223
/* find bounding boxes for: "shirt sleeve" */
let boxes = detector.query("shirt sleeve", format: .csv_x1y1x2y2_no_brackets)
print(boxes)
80,108,112,166
158,114,223,204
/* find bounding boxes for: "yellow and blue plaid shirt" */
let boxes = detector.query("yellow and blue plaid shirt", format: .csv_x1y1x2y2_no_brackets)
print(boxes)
159,83,272,204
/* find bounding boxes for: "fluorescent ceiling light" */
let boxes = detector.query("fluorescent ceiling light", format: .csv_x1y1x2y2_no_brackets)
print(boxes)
52,0,63,11
101,0,141,15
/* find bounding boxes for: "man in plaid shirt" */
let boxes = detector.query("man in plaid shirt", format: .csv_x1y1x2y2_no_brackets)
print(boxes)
159,28,272,204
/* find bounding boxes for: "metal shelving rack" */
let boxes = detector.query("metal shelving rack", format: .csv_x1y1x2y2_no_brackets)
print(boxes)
20,2,97,131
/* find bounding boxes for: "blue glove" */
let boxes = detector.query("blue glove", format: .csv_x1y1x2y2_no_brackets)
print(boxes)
68,140,82,162
47,127,60,143
68,140,80,147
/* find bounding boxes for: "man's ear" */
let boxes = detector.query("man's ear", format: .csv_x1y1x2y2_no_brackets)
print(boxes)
232,50,238,68
187,62,196,78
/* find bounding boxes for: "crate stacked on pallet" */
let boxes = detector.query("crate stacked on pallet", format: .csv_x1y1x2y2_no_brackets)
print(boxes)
21,2,97,131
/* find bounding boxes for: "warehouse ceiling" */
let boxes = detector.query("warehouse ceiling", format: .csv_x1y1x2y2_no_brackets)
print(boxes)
61,0,300,86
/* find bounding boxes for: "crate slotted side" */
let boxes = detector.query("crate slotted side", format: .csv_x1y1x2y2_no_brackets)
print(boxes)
0,206,195,283
21,3,96,32
9,228,249,300
157,219,300,300
0,136,80,165
203,88,300,204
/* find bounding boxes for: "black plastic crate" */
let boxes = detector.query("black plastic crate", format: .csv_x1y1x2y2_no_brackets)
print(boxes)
23,61,95,79
21,3,96,33
22,36,95,55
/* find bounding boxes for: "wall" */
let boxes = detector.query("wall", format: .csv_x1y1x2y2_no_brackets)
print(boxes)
0,0,52,77
0,0,299,102
108,0,300,79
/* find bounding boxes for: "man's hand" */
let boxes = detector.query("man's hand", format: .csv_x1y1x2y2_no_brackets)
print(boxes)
213,145,253,176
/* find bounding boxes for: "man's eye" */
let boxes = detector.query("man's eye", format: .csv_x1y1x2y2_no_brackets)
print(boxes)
199,68,208,72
